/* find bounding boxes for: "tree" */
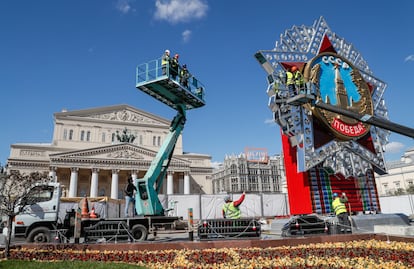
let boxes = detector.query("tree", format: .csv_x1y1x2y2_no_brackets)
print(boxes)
0,171,49,258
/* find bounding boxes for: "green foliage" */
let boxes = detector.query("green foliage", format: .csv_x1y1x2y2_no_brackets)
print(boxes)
0,260,147,269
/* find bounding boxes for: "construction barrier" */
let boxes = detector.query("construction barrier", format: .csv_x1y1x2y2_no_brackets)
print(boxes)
197,218,261,240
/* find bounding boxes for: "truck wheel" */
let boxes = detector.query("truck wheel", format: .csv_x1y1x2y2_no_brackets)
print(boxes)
27,227,51,243
131,224,148,241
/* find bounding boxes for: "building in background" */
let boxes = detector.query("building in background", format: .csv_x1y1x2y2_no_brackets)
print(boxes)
375,147,414,196
211,148,286,194
6,104,212,198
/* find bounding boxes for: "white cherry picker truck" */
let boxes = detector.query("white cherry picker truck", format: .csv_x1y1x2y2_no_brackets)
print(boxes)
12,57,206,243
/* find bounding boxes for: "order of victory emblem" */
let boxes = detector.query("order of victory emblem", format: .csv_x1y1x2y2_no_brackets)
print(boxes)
304,52,374,141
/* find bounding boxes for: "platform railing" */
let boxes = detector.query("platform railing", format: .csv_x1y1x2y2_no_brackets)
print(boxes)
136,58,206,102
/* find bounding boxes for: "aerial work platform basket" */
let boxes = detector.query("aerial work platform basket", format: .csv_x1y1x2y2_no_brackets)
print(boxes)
136,58,206,111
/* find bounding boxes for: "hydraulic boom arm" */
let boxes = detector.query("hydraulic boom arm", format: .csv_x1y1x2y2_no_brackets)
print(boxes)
135,104,186,216
134,57,205,216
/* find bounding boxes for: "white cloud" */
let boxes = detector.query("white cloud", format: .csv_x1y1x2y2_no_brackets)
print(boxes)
154,0,208,24
182,29,191,42
405,55,414,62
116,0,133,14
384,141,405,154
264,118,275,125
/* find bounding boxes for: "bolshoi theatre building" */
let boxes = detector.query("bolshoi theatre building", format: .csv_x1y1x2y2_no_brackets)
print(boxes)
6,104,213,199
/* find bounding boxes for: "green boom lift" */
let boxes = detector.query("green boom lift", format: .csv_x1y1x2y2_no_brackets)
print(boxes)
134,57,205,216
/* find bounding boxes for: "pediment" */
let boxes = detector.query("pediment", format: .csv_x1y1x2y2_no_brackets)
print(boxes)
55,104,169,126
49,143,188,165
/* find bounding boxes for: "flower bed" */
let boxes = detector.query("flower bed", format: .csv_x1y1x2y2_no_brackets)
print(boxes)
3,239,414,268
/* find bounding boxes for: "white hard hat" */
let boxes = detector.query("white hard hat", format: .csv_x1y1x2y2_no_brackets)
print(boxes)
165,49,170,53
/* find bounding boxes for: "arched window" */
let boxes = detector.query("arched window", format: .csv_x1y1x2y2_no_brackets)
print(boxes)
69,129,74,140
80,130,85,141
86,131,91,141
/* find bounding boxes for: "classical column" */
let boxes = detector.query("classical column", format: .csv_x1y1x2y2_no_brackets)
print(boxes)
90,168,99,197
49,167,57,182
167,171,174,195
184,172,190,195
68,167,79,198
111,169,119,199
131,170,138,185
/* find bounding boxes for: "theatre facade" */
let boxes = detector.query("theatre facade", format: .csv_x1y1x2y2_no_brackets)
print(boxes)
6,104,213,199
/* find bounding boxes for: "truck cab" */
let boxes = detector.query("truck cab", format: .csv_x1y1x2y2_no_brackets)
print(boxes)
14,182,61,243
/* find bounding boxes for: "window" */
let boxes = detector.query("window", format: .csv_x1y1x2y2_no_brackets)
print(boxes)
69,129,74,140
26,185,54,204
101,132,106,143
231,177,239,192
63,129,67,140
112,133,116,142
157,136,161,146
80,130,85,141
86,131,91,141
230,164,237,175
153,136,156,146
262,176,271,192
248,176,258,191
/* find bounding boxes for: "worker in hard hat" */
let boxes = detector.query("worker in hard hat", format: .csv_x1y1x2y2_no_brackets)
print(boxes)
179,64,190,89
286,66,306,95
332,192,352,233
169,53,179,80
293,66,306,94
222,191,246,219
286,66,297,96
161,49,170,76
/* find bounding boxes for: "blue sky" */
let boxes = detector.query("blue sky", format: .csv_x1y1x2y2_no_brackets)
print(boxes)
1,0,414,167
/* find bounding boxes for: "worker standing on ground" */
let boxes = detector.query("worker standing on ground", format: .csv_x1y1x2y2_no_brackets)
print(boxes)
161,49,170,75
222,191,246,219
332,192,352,233
124,177,137,217
170,54,179,80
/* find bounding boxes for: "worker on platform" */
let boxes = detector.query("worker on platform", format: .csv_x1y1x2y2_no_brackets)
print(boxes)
179,64,190,88
286,66,306,95
286,66,297,96
293,66,306,94
222,191,246,219
169,54,179,80
124,177,137,217
332,192,352,233
161,49,170,75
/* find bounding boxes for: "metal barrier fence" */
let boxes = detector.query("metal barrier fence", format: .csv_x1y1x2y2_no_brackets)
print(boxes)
197,218,261,239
